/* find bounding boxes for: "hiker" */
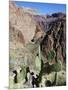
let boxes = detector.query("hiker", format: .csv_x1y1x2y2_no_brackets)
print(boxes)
31,72,40,88
35,74,39,87
25,67,30,82
31,72,36,88
13,70,18,83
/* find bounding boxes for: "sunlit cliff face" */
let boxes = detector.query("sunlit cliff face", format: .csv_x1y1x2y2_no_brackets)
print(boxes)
31,25,45,44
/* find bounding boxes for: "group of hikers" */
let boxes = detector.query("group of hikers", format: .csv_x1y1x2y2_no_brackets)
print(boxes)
25,67,39,88
13,66,40,88
12,52,58,88
13,65,59,88
12,52,41,88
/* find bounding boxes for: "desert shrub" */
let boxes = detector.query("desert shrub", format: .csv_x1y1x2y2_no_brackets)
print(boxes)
51,62,61,72
48,49,55,62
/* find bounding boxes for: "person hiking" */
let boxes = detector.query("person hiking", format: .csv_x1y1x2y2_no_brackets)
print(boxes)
25,67,30,82
35,74,39,87
13,70,18,83
30,72,36,88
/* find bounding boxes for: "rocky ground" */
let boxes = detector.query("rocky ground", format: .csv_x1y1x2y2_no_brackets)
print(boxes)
9,1,66,89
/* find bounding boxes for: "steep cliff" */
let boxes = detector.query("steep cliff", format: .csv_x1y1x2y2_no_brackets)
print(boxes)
40,17,66,64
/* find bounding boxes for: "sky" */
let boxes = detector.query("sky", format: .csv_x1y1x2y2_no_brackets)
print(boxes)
15,1,66,15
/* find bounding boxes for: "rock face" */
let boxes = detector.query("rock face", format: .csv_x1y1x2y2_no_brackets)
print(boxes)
40,17,66,64
9,1,66,88
9,1,36,47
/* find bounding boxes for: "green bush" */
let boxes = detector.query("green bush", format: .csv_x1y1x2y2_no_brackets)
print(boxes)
51,62,61,72
48,49,55,61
